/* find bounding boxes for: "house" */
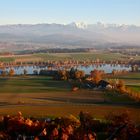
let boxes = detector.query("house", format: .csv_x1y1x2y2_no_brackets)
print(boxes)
97,80,112,89
83,80,96,89
82,79,112,89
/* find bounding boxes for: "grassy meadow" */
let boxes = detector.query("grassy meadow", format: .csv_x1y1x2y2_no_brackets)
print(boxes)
0,76,71,93
0,75,139,123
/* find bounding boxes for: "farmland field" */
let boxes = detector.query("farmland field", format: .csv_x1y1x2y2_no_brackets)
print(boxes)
0,76,71,93
1,52,140,62
0,76,140,123
0,54,140,123
23,52,140,61
33,52,126,61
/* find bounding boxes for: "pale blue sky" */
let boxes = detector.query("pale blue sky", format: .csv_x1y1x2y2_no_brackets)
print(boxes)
0,0,139,25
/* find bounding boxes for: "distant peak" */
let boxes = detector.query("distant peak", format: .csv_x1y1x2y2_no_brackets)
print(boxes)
69,22,88,29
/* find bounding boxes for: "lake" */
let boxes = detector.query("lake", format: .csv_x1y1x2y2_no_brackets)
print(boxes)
0,64,131,75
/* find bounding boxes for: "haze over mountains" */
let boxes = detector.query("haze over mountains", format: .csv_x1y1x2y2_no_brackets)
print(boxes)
0,22,140,51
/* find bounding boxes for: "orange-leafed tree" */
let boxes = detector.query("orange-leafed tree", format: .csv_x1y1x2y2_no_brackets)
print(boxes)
74,70,85,80
9,69,15,76
58,70,69,80
117,80,126,92
1,70,7,77
90,69,103,84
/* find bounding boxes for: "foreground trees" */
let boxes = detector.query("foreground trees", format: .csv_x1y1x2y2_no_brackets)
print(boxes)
106,112,139,140
0,111,139,140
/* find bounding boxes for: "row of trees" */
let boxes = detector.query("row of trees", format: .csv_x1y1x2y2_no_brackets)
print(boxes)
125,87,140,101
108,79,140,101
52,68,85,81
111,69,129,76
0,68,104,84
0,69,27,76
0,69,15,76
54,68,105,85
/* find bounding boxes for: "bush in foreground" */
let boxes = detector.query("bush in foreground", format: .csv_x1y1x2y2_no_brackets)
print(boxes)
0,111,139,140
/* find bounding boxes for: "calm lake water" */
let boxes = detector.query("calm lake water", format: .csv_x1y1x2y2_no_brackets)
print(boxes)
0,64,131,75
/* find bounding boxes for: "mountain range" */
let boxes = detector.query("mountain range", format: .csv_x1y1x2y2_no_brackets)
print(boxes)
0,22,140,51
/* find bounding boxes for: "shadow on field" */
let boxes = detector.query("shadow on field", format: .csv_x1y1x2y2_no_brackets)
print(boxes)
32,97,140,108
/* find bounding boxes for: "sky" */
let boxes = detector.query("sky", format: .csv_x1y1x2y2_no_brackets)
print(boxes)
0,0,140,25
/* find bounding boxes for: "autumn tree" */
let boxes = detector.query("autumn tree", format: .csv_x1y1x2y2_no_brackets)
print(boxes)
90,69,103,84
112,69,117,76
1,70,7,77
109,79,120,89
9,69,15,76
58,70,69,80
117,80,126,92
74,70,85,80
106,112,138,140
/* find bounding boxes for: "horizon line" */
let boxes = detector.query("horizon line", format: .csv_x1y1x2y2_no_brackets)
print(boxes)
0,22,139,27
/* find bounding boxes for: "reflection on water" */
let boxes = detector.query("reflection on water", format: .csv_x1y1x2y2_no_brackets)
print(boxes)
0,64,131,75
77,64,131,74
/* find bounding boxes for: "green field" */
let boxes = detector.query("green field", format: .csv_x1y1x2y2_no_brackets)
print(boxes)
0,57,15,62
0,76,71,93
0,76,139,123
127,85,140,92
106,72,140,92
0,52,140,64
33,52,128,61
33,52,140,61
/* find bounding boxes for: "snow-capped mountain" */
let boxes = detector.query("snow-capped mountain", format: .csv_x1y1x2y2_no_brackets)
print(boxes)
0,22,140,51
69,22,88,29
